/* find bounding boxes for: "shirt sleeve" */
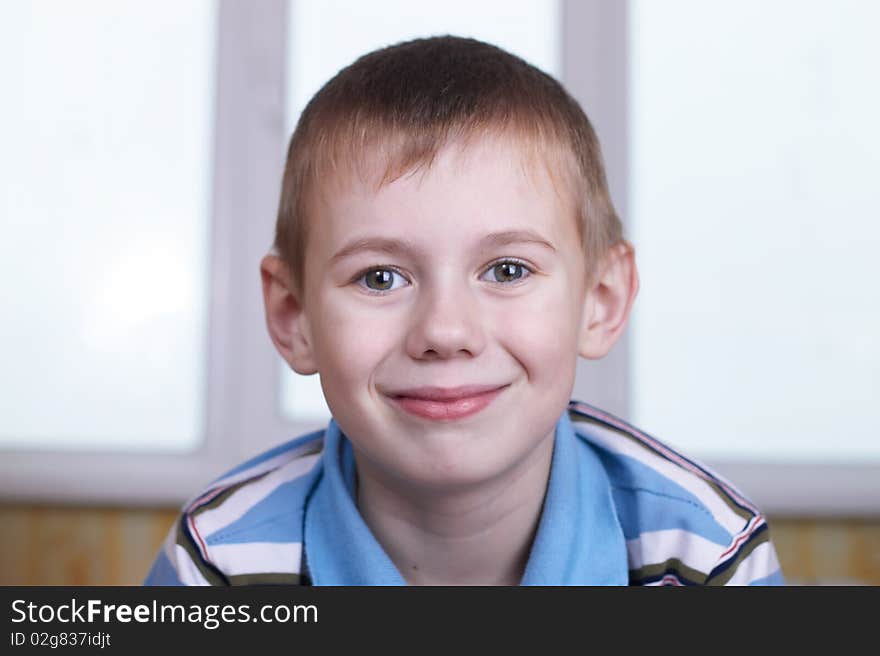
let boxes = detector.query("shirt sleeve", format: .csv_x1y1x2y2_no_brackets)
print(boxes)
143,514,223,586
705,519,786,586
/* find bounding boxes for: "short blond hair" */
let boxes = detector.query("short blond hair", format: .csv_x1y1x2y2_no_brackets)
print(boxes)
274,35,623,295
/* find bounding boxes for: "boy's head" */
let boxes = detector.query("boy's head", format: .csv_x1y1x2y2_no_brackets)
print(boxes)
262,36,638,492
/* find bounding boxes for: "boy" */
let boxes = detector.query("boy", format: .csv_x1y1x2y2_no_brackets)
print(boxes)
145,36,783,586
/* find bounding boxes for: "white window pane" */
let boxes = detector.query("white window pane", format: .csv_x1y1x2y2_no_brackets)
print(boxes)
0,1,217,452
629,0,880,462
280,0,560,422
285,0,560,132
280,372,332,424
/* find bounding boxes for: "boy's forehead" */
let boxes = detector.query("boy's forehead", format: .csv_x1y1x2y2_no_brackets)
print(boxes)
302,136,586,282
317,132,576,215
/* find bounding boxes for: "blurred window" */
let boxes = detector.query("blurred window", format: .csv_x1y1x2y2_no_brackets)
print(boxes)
629,0,880,462
0,1,216,452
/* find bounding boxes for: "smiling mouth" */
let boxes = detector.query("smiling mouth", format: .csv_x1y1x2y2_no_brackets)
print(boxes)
387,384,509,421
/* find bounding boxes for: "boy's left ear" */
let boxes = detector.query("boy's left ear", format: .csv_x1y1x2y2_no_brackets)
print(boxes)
578,241,640,359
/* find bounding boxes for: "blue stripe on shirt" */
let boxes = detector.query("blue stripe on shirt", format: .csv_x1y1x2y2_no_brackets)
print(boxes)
748,570,786,586
203,475,318,546
593,448,734,545
144,551,183,586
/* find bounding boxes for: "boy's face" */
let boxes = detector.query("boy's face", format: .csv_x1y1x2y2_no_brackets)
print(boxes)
266,136,628,492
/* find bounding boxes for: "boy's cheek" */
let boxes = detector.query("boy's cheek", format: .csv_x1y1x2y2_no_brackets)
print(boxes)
311,305,401,382
501,294,582,377
316,322,396,373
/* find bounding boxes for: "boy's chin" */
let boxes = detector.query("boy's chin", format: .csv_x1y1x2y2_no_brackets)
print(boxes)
385,440,545,495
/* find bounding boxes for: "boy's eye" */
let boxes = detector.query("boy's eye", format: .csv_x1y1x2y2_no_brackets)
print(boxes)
358,268,408,292
481,260,532,284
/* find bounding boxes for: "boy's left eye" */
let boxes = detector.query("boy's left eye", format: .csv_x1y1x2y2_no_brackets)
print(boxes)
479,260,532,284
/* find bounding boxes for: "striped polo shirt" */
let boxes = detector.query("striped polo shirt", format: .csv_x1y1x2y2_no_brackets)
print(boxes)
144,400,784,586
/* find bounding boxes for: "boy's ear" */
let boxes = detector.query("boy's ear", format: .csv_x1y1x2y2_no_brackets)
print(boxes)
260,254,318,375
578,241,640,360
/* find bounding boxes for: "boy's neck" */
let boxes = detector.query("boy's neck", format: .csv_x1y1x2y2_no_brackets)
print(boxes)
352,430,555,586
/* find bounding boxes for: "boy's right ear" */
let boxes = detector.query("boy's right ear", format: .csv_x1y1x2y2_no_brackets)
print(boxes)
260,255,318,375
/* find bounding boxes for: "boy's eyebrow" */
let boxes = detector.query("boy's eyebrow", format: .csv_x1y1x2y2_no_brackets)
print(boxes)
483,230,557,252
330,230,556,262
330,237,420,263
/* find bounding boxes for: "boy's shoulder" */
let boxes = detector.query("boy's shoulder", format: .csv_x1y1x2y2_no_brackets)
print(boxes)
147,429,326,585
567,400,783,586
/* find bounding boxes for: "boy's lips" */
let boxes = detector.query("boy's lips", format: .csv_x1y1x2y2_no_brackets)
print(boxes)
389,384,508,401
385,384,509,421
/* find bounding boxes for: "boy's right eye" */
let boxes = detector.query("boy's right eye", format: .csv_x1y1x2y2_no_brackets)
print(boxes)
356,267,409,293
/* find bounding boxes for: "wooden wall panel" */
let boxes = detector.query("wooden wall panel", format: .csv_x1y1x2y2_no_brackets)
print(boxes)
769,518,880,585
0,505,177,586
1,505,877,585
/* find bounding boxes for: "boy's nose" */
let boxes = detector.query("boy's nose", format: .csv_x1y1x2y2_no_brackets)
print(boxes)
404,282,487,360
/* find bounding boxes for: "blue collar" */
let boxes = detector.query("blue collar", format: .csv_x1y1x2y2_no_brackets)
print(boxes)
303,410,628,585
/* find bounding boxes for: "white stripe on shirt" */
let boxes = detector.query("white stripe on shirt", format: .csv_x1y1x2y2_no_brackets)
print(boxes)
209,542,303,577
